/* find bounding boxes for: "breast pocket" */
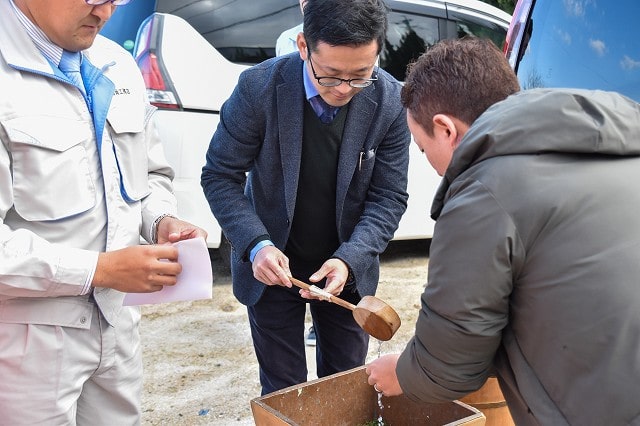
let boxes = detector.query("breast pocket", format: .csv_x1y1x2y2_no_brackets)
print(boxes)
107,103,151,202
5,116,96,221
354,148,376,191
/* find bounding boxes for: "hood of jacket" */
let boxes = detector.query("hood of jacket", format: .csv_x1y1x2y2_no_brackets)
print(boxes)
431,88,640,219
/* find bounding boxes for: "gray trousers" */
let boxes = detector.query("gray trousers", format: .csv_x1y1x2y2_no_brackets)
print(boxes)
0,303,142,425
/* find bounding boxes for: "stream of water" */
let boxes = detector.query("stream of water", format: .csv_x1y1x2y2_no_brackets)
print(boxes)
375,340,385,426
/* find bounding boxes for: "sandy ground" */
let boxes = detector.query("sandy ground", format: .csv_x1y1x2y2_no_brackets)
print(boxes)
139,239,431,425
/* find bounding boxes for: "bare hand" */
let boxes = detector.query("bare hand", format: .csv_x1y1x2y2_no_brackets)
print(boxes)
92,244,181,293
252,245,292,287
365,353,403,396
299,258,349,299
156,216,208,244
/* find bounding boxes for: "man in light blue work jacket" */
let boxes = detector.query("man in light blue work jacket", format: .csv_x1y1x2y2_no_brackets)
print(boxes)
0,0,207,423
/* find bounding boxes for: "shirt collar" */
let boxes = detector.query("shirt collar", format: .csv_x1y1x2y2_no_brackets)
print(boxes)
9,0,66,66
302,60,319,101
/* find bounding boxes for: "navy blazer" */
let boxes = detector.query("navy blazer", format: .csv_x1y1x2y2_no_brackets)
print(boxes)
201,53,410,306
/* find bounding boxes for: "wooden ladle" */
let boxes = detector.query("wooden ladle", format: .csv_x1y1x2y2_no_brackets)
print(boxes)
290,277,401,341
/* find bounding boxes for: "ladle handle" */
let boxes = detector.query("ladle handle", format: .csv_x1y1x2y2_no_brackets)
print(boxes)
289,277,356,311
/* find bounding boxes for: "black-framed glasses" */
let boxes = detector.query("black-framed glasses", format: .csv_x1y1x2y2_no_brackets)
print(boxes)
307,50,378,88
85,0,132,5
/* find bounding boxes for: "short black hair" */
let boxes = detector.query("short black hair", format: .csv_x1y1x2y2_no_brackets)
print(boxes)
303,0,389,54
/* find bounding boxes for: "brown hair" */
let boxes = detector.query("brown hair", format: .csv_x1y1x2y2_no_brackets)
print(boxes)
401,37,520,135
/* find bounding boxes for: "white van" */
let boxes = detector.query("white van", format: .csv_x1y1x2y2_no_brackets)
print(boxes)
101,0,511,264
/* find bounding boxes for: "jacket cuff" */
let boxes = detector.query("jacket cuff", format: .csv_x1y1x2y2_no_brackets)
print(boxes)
247,234,272,262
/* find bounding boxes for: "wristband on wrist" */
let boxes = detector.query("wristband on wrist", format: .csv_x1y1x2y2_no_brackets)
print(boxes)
151,214,176,244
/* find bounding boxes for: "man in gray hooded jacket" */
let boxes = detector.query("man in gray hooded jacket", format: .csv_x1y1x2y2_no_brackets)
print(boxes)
366,37,640,425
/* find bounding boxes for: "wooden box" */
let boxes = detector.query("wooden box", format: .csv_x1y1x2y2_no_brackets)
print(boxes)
251,366,485,425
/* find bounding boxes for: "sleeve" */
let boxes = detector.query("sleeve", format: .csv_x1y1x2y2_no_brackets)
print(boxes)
140,105,178,244
275,24,302,57
0,137,98,298
396,179,523,403
200,68,272,258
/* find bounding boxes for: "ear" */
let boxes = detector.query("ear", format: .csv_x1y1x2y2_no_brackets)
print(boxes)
297,33,308,60
432,114,460,149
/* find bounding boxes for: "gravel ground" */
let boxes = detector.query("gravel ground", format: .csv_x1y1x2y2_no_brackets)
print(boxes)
139,239,431,425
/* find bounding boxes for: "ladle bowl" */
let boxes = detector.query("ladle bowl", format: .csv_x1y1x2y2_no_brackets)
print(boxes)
290,277,401,341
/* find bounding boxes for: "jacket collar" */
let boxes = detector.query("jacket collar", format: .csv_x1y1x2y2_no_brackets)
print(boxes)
0,0,54,75
0,0,112,78
431,88,640,220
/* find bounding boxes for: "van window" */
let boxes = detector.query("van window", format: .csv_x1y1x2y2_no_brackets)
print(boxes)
157,0,507,78
515,0,640,101
156,0,301,65
381,12,439,81
102,0,507,82
453,16,506,48
381,9,507,81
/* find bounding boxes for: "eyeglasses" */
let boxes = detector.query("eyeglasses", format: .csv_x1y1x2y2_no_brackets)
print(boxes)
85,0,132,5
307,50,378,88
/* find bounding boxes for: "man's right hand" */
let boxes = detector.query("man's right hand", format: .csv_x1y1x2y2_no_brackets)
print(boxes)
92,245,181,293
252,245,292,287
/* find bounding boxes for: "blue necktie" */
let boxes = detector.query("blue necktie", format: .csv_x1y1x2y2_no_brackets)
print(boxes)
59,50,85,95
309,95,338,124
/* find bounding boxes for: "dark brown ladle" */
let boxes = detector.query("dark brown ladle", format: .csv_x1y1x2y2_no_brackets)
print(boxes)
290,277,401,341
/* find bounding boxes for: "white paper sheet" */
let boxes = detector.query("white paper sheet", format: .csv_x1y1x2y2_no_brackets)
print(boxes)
123,237,213,306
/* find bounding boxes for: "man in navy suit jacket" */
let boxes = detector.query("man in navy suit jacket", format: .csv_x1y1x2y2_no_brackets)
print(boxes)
201,0,410,395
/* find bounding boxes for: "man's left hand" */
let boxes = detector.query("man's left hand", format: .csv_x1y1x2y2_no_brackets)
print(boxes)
300,258,350,299
156,216,208,244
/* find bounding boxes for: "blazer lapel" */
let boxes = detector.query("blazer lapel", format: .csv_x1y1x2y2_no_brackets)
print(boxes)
277,58,306,221
336,89,377,214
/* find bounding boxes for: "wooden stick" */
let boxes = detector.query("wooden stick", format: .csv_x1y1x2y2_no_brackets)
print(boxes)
289,277,356,311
